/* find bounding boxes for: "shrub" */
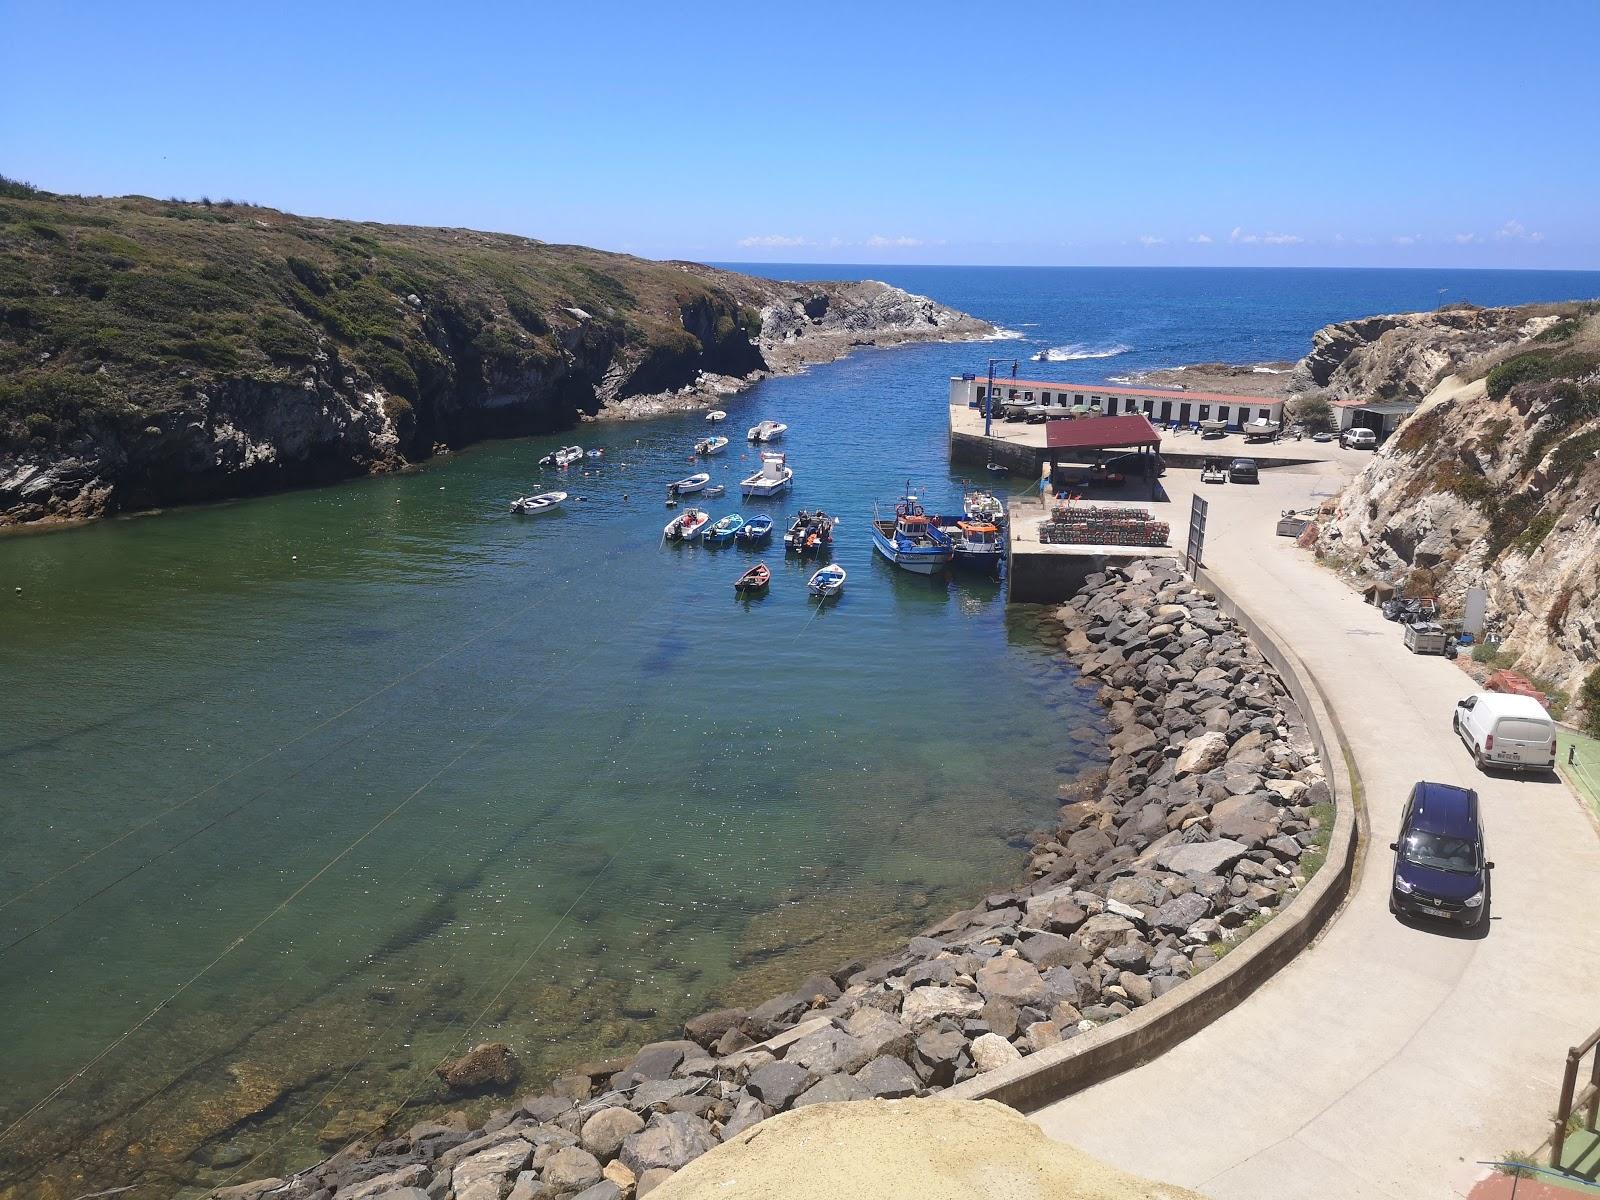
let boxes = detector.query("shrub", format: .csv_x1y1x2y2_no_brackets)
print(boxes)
1581,668,1600,738
1516,511,1557,555
1288,393,1335,432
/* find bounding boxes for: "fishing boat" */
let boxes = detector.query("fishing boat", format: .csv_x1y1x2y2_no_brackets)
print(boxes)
554,445,584,467
740,452,792,497
985,461,1009,475
706,410,727,422
871,489,954,574
509,490,567,515
694,435,729,456
667,472,711,497
783,509,834,555
941,518,1004,573
663,508,709,541
703,484,726,498
963,491,1006,525
733,562,771,593
746,420,787,443
737,515,774,544
807,563,846,598
705,513,746,544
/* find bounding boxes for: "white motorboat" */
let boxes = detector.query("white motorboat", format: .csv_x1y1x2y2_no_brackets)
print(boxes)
664,508,710,541
807,563,846,598
740,453,792,497
554,445,584,467
706,410,727,422
668,472,711,496
746,420,787,443
694,435,729,456
962,490,1006,524
510,491,567,515
538,454,554,467
703,484,726,497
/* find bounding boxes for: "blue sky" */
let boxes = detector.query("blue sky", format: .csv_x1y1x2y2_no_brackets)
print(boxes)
3,0,1596,267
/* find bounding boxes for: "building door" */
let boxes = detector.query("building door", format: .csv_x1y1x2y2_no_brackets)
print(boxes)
1159,402,1172,422
1178,403,1192,425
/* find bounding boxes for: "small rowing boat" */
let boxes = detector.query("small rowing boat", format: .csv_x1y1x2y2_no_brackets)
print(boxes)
703,484,726,498
554,445,584,467
667,472,711,496
664,508,709,541
807,563,846,598
737,515,774,544
705,513,746,544
509,491,567,515
694,435,730,456
734,562,771,593
706,410,727,422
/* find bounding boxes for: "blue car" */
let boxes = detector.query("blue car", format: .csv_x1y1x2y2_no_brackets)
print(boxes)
1388,781,1493,928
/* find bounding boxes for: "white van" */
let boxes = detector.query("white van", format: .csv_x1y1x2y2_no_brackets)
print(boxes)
1342,427,1378,450
1452,692,1558,772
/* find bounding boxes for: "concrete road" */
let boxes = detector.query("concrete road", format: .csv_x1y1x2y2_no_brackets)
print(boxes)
1032,462,1600,1200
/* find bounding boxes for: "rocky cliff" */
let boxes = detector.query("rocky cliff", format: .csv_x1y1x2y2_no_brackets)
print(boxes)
0,183,991,527
1310,301,1600,720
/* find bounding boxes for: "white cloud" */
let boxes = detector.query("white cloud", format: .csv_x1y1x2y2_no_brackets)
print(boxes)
1391,234,1422,246
1229,226,1302,246
865,234,923,248
1495,219,1544,242
1454,233,1481,245
737,234,811,248
1188,233,1213,244
1138,234,1166,247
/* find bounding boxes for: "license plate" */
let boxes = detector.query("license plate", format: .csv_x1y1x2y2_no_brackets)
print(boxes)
1419,902,1452,918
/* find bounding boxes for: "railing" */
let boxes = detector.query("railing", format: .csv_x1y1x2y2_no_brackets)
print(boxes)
1551,1022,1600,1171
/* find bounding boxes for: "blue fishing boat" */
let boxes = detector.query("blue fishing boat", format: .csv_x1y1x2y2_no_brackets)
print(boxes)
736,515,773,545
870,488,954,575
705,513,745,544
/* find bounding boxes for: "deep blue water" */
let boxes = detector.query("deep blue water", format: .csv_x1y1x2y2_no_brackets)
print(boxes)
722,264,1600,379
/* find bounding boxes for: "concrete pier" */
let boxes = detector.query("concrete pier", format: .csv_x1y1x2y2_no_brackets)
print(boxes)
1005,490,1182,603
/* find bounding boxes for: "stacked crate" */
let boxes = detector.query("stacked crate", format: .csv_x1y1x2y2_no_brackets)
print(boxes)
1038,503,1170,547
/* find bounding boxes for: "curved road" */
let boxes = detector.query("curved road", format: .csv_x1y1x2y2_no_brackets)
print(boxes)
1032,460,1600,1200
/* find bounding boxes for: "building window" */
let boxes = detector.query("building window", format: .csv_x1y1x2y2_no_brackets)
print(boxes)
1199,405,1210,420
1074,393,1083,403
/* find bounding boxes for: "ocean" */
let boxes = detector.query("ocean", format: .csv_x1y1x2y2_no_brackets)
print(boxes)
2,266,1596,1198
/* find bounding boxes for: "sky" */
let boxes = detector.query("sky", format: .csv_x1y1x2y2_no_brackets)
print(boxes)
3,0,1598,268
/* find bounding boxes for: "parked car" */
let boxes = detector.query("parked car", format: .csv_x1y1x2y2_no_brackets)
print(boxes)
1227,457,1259,483
1453,692,1558,773
1342,427,1378,450
1101,451,1168,477
1312,430,1334,442
1389,781,1492,927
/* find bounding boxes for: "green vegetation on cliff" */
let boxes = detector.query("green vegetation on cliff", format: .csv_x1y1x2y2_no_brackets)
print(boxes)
0,178,763,452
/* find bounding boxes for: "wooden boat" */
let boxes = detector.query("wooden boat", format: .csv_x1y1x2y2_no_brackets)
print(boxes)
663,508,710,541
737,515,774,544
746,420,787,443
734,562,771,593
703,484,726,498
667,472,711,496
706,410,727,422
509,490,567,515
705,513,746,544
871,489,954,575
807,563,846,598
740,453,792,497
554,445,584,467
694,435,730,456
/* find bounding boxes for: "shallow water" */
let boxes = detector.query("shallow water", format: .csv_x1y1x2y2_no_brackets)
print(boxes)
0,344,1095,1197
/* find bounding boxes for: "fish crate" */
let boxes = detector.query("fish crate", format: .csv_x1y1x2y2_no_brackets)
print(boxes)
1038,504,1170,547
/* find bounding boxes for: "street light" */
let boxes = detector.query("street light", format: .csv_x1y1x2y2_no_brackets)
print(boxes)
984,356,1006,439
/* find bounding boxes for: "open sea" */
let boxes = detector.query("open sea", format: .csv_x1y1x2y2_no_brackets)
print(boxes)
3,266,1597,1198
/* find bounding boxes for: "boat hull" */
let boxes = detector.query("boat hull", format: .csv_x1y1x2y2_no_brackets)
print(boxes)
869,526,953,574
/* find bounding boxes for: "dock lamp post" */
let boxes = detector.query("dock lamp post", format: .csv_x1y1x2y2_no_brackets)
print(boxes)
984,357,1005,439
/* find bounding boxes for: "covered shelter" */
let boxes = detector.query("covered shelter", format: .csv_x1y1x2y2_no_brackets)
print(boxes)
1045,413,1164,499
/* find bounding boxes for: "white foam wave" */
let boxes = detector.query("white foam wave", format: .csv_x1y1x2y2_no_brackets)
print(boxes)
984,326,1025,341
1038,342,1132,362
1251,365,1292,374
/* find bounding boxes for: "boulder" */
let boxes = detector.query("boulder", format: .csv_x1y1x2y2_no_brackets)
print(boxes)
618,1112,718,1176
570,1184,622,1200
784,1027,872,1077
626,1040,699,1082
1210,794,1280,843
452,1139,534,1200
969,1032,1023,1073
852,1055,921,1099
1152,892,1210,932
719,1092,767,1140
1157,838,1250,876
636,1168,675,1196
1016,931,1083,969
974,957,1046,1007
436,1043,520,1093
682,1008,746,1049
580,1107,646,1160
793,1072,871,1107
900,985,984,1026
1174,732,1229,777
1023,889,1087,934
507,1175,549,1200
745,1061,812,1110
602,1160,636,1191
1076,913,1133,957
842,1007,914,1061
542,1146,604,1193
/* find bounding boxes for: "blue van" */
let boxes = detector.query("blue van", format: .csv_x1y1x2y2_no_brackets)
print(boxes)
1388,781,1493,928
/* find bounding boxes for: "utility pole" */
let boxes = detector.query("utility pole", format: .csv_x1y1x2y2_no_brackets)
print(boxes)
985,357,1003,439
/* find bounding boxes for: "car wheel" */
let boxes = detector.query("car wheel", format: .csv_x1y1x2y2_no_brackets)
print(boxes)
1388,893,1398,916
1474,747,1486,772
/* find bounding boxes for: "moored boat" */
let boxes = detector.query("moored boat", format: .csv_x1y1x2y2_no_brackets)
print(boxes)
783,509,834,555
740,453,792,497
703,484,726,498
663,508,710,541
587,448,605,459
706,410,727,422
733,562,771,593
705,513,746,544
538,453,555,467
554,445,584,467
962,490,1006,525
746,420,787,443
935,517,1003,573
694,435,730,456
871,488,954,575
807,563,846,598
509,490,568,515
668,472,711,497
737,515,774,544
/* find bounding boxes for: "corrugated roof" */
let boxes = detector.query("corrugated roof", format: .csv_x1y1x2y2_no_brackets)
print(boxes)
1046,414,1162,450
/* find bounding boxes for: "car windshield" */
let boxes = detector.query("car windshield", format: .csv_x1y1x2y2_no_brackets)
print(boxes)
1402,830,1477,873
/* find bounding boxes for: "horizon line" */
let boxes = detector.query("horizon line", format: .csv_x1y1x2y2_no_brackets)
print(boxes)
710,260,1600,275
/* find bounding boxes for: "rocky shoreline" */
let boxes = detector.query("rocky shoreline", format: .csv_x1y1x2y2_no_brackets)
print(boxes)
213,559,1331,1200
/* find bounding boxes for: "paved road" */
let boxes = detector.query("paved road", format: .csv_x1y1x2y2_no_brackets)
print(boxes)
1032,462,1600,1200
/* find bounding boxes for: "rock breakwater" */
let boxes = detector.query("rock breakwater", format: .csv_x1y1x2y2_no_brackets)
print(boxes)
212,561,1332,1200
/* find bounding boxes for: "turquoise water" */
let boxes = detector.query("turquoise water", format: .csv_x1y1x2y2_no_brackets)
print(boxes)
0,343,1094,1198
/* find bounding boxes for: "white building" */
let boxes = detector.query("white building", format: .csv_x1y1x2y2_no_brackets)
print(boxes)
1333,397,1419,438
949,375,1284,429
